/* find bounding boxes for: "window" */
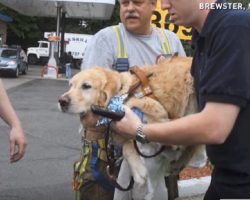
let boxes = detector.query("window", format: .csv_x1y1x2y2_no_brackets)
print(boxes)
1,49,17,58
41,43,48,48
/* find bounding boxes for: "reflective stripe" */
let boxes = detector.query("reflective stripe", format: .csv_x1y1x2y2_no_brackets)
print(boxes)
97,138,106,149
155,27,171,54
112,26,128,58
112,26,171,58
78,146,89,175
73,145,89,192
75,190,81,200
97,138,108,162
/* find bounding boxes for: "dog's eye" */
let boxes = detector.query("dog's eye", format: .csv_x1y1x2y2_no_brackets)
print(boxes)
82,83,91,89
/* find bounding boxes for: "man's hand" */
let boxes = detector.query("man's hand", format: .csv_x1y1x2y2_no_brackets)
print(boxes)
112,106,141,139
9,126,27,163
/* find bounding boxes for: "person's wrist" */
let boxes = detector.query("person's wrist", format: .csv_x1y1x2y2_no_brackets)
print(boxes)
135,123,149,144
11,123,22,131
12,121,21,128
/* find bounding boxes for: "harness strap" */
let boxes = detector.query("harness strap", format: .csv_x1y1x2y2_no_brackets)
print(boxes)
104,123,134,191
129,66,159,100
90,143,115,192
130,66,153,96
83,127,106,141
72,145,90,191
72,138,107,191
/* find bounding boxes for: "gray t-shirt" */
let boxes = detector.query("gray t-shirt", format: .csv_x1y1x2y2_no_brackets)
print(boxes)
82,23,185,70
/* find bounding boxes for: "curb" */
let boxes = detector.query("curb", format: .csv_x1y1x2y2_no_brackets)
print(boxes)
178,176,211,198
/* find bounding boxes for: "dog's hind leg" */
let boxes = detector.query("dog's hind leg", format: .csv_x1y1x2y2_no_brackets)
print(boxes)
123,140,147,186
122,140,148,200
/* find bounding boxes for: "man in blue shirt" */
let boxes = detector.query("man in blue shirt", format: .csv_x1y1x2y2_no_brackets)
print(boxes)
113,0,250,199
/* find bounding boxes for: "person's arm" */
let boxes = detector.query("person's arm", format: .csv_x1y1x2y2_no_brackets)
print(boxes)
112,102,240,145
0,80,27,162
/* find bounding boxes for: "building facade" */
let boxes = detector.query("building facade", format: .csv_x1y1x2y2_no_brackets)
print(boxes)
0,13,13,45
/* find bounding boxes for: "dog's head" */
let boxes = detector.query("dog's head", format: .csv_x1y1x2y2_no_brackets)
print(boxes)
58,67,121,119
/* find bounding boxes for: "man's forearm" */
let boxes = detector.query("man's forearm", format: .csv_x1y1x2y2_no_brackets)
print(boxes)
144,113,212,145
144,102,240,145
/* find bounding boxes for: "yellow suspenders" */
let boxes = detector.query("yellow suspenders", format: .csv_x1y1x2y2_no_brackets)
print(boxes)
112,25,171,59
112,26,128,58
155,27,171,54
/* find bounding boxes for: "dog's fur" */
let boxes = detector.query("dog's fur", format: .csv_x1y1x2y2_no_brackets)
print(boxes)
58,56,205,199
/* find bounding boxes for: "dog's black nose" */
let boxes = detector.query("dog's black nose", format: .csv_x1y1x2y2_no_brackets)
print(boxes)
58,96,70,111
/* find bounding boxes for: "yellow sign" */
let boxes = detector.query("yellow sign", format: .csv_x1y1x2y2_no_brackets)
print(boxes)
151,0,192,41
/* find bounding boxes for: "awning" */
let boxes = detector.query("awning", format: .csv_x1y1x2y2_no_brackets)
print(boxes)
0,13,13,22
0,0,115,19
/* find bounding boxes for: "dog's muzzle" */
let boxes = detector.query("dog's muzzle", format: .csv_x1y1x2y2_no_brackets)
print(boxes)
58,95,70,112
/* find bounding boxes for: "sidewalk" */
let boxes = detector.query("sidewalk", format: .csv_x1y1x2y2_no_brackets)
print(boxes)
176,195,204,200
177,176,210,200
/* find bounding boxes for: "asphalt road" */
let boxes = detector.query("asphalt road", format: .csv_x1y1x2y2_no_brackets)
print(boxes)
0,65,81,200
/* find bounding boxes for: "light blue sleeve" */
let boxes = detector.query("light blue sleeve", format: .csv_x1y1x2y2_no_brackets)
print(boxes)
164,30,186,57
175,37,186,57
81,27,116,70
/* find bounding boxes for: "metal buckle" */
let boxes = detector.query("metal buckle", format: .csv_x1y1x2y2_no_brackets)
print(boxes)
120,93,128,102
134,91,144,99
106,165,116,181
81,137,91,146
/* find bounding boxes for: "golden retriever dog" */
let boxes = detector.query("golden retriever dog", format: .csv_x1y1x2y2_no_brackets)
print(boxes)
58,56,206,200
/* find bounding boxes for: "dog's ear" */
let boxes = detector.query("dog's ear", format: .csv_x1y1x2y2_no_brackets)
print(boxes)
156,55,166,64
97,91,108,106
156,52,179,64
173,52,178,57
98,70,121,106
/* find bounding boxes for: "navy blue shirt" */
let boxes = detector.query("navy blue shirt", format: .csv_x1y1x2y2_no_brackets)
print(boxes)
191,3,250,184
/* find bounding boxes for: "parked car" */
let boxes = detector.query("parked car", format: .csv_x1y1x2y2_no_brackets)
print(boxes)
0,46,28,78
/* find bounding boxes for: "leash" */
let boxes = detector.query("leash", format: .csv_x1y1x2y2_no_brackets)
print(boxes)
131,107,166,158
133,140,166,158
104,122,134,191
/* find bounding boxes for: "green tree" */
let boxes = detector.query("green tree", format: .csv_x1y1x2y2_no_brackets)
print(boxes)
0,3,57,49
